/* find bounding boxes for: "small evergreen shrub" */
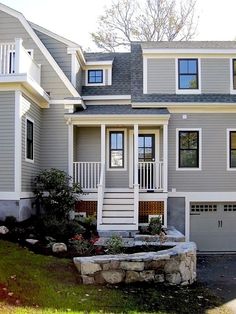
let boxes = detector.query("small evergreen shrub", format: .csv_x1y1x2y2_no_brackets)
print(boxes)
105,235,124,254
148,216,162,235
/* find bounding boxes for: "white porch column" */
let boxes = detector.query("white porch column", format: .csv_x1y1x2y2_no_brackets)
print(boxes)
68,120,74,179
101,124,106,167
133,124,139,227
14,38,23,74
163,124,168,193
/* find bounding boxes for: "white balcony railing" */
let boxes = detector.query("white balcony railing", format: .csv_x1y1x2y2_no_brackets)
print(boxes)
73,162,101,191
138,161,163,190
0,38,41,84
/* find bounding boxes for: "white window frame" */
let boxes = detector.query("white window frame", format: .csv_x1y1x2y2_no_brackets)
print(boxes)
85,68,105,86
176,128,202,171
106,128,127,171
25,116,34,163
230,58,236,94
227,128,236,171
175,58,201,95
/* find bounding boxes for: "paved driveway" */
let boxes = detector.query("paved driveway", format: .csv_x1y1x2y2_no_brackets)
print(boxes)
197,255,236,313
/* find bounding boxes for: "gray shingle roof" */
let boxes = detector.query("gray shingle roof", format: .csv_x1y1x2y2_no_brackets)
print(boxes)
82,53,131,96
140,41,236,49
73,105,169,115
85,53,114,62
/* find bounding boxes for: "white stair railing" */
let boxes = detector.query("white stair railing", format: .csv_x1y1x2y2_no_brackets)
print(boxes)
138,161,163,190
73,162,101,190
97,163,105,226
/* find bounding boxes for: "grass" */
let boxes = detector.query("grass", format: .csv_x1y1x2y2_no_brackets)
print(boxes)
0,240,232,314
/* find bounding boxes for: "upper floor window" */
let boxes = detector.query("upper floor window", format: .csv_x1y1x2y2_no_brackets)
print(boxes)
26,118,34,161
88,69,103,84
177,129,201,170
178,59,198,89
232,60,236,90
229,131,236,168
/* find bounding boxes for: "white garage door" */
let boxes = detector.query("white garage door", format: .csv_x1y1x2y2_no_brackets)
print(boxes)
190,202,236,252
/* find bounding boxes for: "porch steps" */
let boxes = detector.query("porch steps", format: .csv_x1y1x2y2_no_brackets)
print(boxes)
100,191,137,231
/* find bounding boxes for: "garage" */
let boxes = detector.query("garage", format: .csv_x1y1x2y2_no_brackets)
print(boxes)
190,202,236,252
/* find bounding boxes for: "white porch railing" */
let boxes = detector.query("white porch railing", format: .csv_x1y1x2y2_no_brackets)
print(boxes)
73,162,101,190
0,39,41,84
97,163,105,226
138,161,163,190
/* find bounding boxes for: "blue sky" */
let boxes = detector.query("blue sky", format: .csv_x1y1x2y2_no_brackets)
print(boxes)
1,0,236,50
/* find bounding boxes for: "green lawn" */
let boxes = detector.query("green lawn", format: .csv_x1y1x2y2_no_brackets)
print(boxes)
0,240,231,314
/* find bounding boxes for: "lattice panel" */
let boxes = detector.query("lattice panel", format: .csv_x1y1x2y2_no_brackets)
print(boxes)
75,201,97,217
139,201,164,223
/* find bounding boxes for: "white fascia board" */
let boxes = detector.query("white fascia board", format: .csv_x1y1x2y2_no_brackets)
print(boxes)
49,99,82,105
86,60,113,66
142,48,236,55
67,47,86,66
83,95,131,101
132,102,236,108
0,3,81,98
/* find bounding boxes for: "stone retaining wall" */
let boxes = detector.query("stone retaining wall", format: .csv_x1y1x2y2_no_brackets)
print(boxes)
73,242,196,285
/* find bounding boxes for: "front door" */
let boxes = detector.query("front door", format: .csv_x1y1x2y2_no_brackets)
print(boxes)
138,134,155,190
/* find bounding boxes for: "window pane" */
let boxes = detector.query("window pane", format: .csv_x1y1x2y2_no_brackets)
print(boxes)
179,60,188,73
145,137,152,147
180,150,198,167
110,133,117,149
138,148,144,160
233,75,236,90
88,70,103,83
231,150,236,168
111,151,123,167
188,132,198,149
145,148,152,160
188,60,197,73
231,132,236,149
233,60,236,73
138,136,144,147
180,132,189,149
179,75,197,89
116,133,123,149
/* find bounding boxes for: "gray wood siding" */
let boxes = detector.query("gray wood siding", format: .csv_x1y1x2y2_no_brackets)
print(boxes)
0,92,15,191
21,95,41,191
0,10,72,99
40,104,68,171
34,29,71,81
147,58,175,94
201,58,230,94
168,113,236,192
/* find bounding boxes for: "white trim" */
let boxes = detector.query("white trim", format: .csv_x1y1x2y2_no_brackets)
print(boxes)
86,60,113,66
71,52,77,87
175,58,202,94
129,129,160,188
68,122,74,177
142,48,236,55
185,197,190,241
83,95,131,101
0,192,20,200
230,58,236,94
226,128,236,171
25,116,34,163
20,192,34,198
163,125,168,192
15,90,22,194
0,3,81,98
176,128,202,171
49,99,82,105
106,128,127,171
143,56,148,94
85,68,105,87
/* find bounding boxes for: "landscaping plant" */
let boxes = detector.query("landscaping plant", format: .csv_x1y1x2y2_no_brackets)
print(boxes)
148,216,162,235
105,234,124,254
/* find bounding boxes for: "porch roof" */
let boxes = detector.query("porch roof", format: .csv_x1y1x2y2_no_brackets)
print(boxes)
72,105,169,115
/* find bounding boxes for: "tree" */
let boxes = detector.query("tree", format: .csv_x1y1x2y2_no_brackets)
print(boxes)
91,0,198,52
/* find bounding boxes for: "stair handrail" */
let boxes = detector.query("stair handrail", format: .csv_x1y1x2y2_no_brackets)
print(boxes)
97,163,105,227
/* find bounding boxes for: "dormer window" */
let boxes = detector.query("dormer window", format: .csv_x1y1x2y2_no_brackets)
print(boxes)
88,69,103,84
178,59,198,89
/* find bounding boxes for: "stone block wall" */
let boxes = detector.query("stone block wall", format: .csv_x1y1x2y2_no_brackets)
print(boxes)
74,242,196,285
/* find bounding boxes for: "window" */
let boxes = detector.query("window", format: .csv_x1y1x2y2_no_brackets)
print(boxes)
26,119,34,161
229,131,236,168
178,59,198,89
88,70,103,84
178,130,199,168
233,60,236,90
109,131,124,168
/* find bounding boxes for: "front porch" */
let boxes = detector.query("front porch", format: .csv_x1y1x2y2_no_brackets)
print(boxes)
66,106,170,231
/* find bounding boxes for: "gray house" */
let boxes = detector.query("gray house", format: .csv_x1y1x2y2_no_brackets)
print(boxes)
0,3,236,252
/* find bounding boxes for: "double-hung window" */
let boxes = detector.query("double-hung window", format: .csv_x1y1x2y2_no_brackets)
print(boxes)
88,70,103,84
26,118,34,161
232,60,236,90
178,59,198,90
109,131,124,168
229,131,236,168
178,130,200,169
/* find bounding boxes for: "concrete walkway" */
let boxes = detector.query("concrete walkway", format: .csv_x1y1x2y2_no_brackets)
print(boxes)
197,255,236,313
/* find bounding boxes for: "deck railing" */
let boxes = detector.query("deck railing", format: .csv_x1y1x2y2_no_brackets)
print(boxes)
0,39,41,84
138,161,163,190
73,162,101,190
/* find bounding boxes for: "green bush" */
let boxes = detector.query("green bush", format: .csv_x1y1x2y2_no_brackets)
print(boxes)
105,235,124,254
68,234,94,256
148,216,162,235
34,168,82,220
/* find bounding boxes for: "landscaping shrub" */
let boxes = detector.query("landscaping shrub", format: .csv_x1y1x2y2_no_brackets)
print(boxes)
148,216,162,235
68,234,94,256
105,235,124,254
